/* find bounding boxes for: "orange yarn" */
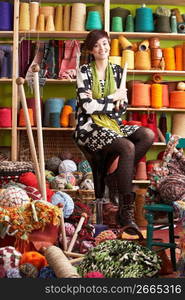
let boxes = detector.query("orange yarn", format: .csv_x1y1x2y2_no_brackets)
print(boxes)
110,39,120,56
60,105,73,127
19,251,48,270
151,84,163,108
162,84,169,107
19,108,34,126
170,91,185,108
163,48,176,70
134,50,151,70
175,46,183,71
131,83,151,107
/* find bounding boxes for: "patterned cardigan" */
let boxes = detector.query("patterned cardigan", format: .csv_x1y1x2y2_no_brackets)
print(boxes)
74,63,128,147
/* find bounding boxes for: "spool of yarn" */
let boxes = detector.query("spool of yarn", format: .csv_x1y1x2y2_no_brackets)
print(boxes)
127,80,143,105
37,14,45,31
125,14,134,32
49,112,61,128
69,112,76,127
109,56,121,66
175,46,183,71
138,40,149,51
55,5,63,31
121,49,134,69
163,48,176,70
110,39,120,56
19,108,34,127
131,83,151,107
0,1,13,30
118,35,132,50
171,8,184,23
171,15,177,33
151,48,163,69
159,112,167,137
66,98,77,111
162,84,169,107
177,22,185,33
26,97,43,125
134,50,151,70
45,15,55,31
170,91,185,108
110,7,130,31
63,5,71,31
86,5,104,24
155,15,171,33
39,6,55,18
85,11,102,31
151,84,163,108
0,108,12,127
177,81,185,91
44,98,64,127
172,113,185,137
182,43,185,70
44,246,81,278
149,37,160,49
30,2,39,31
135,5,154,32
70,3,86,31
19,2,30,31
60,105,73,127
152,73,163,83
111,16,123,32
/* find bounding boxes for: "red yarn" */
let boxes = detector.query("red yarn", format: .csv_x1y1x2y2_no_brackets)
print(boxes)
19,172,38,188
84,271,105,278
19,251,47,270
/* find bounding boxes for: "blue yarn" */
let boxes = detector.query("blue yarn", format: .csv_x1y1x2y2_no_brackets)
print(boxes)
39,266,56,278
66,99,77,111
44,98,64,126
78,160,92,173
0,2,13,31
51,191,74,218
135,7,154,32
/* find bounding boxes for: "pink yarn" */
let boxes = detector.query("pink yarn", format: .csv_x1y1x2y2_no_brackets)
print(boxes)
84,271,105,278
95,230,117,246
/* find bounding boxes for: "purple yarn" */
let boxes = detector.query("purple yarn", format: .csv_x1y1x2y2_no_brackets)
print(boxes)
0,45,12,78
6,267,22,278
0,2,13,31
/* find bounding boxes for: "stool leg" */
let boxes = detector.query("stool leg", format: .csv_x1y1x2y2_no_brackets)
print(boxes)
168,211,176,271
145,212,154,249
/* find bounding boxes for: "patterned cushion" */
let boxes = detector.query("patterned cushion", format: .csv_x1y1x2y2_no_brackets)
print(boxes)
0,246,22,271
24,186,42,201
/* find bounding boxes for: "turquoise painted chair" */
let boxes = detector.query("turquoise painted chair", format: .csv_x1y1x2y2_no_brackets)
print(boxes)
144,203,177,271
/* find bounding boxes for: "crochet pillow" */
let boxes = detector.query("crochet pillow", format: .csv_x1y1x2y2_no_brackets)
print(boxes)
0,246,22,271
0,186,30,207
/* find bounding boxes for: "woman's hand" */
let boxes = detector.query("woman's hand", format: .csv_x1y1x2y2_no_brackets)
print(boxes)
113,88,127,111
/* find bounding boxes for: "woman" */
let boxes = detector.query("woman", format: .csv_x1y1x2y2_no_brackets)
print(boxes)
75,30,154,233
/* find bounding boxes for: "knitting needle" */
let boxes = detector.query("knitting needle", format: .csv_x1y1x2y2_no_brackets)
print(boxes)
58,203,68,251
67,213,87,253
16,77,42,191
32,64,47,202
115,62,128,112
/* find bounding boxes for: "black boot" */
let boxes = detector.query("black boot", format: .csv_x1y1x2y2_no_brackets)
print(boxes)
117,192,140,235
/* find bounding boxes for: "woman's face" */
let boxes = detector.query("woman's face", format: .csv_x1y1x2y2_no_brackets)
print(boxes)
90,37,110,61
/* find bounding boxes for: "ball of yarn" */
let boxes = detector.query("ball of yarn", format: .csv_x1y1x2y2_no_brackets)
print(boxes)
19,263,39,278
59,172,76,186
45,170,55,182
19,251,47,270
45,156,62,174
177,81,185,91
58,159,77,173
80,178,94,190
0,265,6,278
51,191,74,218
64,222,76,236
0,186,30,207
39,266,56,278
19,172,38,188
95,230,117,246
6,267,22,278
59,151,73,161
78,160,92,173
84,271,105,278
0,246,22,271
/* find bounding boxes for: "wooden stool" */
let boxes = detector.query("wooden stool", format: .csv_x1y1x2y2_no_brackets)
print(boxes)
144,203,177,271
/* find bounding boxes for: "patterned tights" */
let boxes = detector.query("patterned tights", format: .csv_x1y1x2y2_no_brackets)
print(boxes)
102,127,155,195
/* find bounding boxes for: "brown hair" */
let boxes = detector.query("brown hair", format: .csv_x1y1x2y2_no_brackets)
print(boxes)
84,30,109,51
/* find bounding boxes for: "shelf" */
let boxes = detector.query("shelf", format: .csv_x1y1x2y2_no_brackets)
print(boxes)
46,79,76,84
127,107,185,111
19,31,89,39
132,180,150,184
17,127,75,131
0,127,12,130
127,70,185,76
0,79,12,83
0,31,13,38
110,32,185,41
110,0,185,5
